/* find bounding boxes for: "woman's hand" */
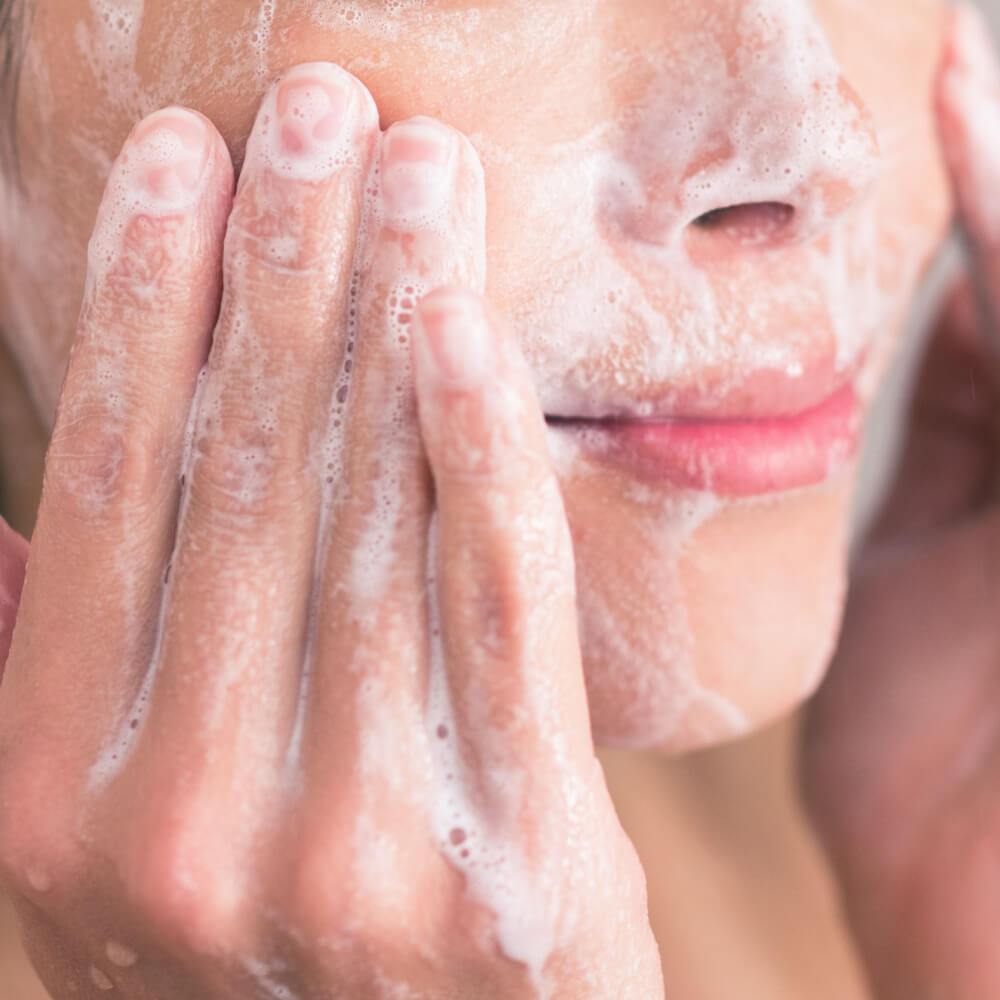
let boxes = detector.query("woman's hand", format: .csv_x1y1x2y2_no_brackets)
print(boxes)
0,64,662,999
801,7,1000,997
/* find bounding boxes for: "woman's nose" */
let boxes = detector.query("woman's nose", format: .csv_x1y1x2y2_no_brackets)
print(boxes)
605,3,882,251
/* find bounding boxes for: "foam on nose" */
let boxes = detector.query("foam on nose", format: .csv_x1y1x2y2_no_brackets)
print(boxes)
604,0,881,248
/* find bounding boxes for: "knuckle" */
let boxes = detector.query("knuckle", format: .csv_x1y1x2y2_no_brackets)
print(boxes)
225,180,353,286
187,404,316,525
286,822,425,944
87,213,204,325
285,834,358,941
125,821,246,955
44,405,171,523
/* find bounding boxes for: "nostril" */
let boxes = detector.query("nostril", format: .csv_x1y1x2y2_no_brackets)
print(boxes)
691,202,796,245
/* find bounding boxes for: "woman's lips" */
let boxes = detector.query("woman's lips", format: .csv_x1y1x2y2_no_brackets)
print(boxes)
548,383,861,496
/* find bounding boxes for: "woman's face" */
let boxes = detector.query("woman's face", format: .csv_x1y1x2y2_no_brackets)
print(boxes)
2,0,950,751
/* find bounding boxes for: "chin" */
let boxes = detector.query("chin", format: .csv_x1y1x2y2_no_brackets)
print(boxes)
558,452,856,755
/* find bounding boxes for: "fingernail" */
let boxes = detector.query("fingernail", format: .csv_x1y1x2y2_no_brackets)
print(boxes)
953,4,1000,87
415,291,492,386
381,118,457,225
275,65,355,158
131,108,212,203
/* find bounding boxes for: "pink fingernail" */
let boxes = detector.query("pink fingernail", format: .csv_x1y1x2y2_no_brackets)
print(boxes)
275,67,355,157
131,108,212,202
415,291,492,386
953,4,1000,88
381,118,457,225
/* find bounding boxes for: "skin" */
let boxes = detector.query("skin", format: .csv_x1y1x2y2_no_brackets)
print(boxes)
0,0,951,748
0,0,980,995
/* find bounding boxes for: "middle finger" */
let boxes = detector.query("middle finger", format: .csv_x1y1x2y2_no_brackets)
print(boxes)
296,120,487,823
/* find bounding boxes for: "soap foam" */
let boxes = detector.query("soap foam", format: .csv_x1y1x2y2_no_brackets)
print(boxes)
89,964,115,991
424,516,557,997
103,940,137,969
548,428,750,748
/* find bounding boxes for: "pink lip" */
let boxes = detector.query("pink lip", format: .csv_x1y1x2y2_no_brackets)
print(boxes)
549,383,861,496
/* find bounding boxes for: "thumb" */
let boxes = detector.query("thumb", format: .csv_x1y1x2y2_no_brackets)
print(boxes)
0,516,28,677
866,279,1000,551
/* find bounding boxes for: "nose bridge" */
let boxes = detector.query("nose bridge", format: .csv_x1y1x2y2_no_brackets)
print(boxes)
613,0,881,247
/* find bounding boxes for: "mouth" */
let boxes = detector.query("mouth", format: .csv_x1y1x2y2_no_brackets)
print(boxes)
545,382,861,496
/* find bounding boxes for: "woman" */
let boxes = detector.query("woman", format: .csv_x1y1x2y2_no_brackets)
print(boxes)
0,0,992,994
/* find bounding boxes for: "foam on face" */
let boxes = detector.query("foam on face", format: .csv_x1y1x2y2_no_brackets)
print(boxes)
494,0,893,423
548,430,750,748
0,0,947,987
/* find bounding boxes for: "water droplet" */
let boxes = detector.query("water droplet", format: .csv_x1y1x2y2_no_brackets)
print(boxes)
90,965,114,990
26,868,51,893
105,940,137,968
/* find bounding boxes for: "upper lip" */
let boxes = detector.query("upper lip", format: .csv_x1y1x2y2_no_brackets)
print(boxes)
543,346,869,424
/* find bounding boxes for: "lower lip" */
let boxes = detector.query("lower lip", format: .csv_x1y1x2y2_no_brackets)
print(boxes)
549,384,861,496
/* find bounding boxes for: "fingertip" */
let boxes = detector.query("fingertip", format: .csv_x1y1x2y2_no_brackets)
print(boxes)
943,4,998,84
87,104,233,305
933,13,1000,251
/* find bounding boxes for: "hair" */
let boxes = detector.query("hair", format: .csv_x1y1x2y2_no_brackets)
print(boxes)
0,0,29,185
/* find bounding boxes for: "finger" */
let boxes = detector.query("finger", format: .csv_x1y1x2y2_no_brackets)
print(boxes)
936,3,1000,341
297,120,486,811
131,65,380,815
0,518,27,677
413,288,593,804
0,108,232,766
868,279,1000,549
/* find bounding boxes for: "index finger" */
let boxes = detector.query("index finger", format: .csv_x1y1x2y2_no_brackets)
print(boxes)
0,108,233,769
